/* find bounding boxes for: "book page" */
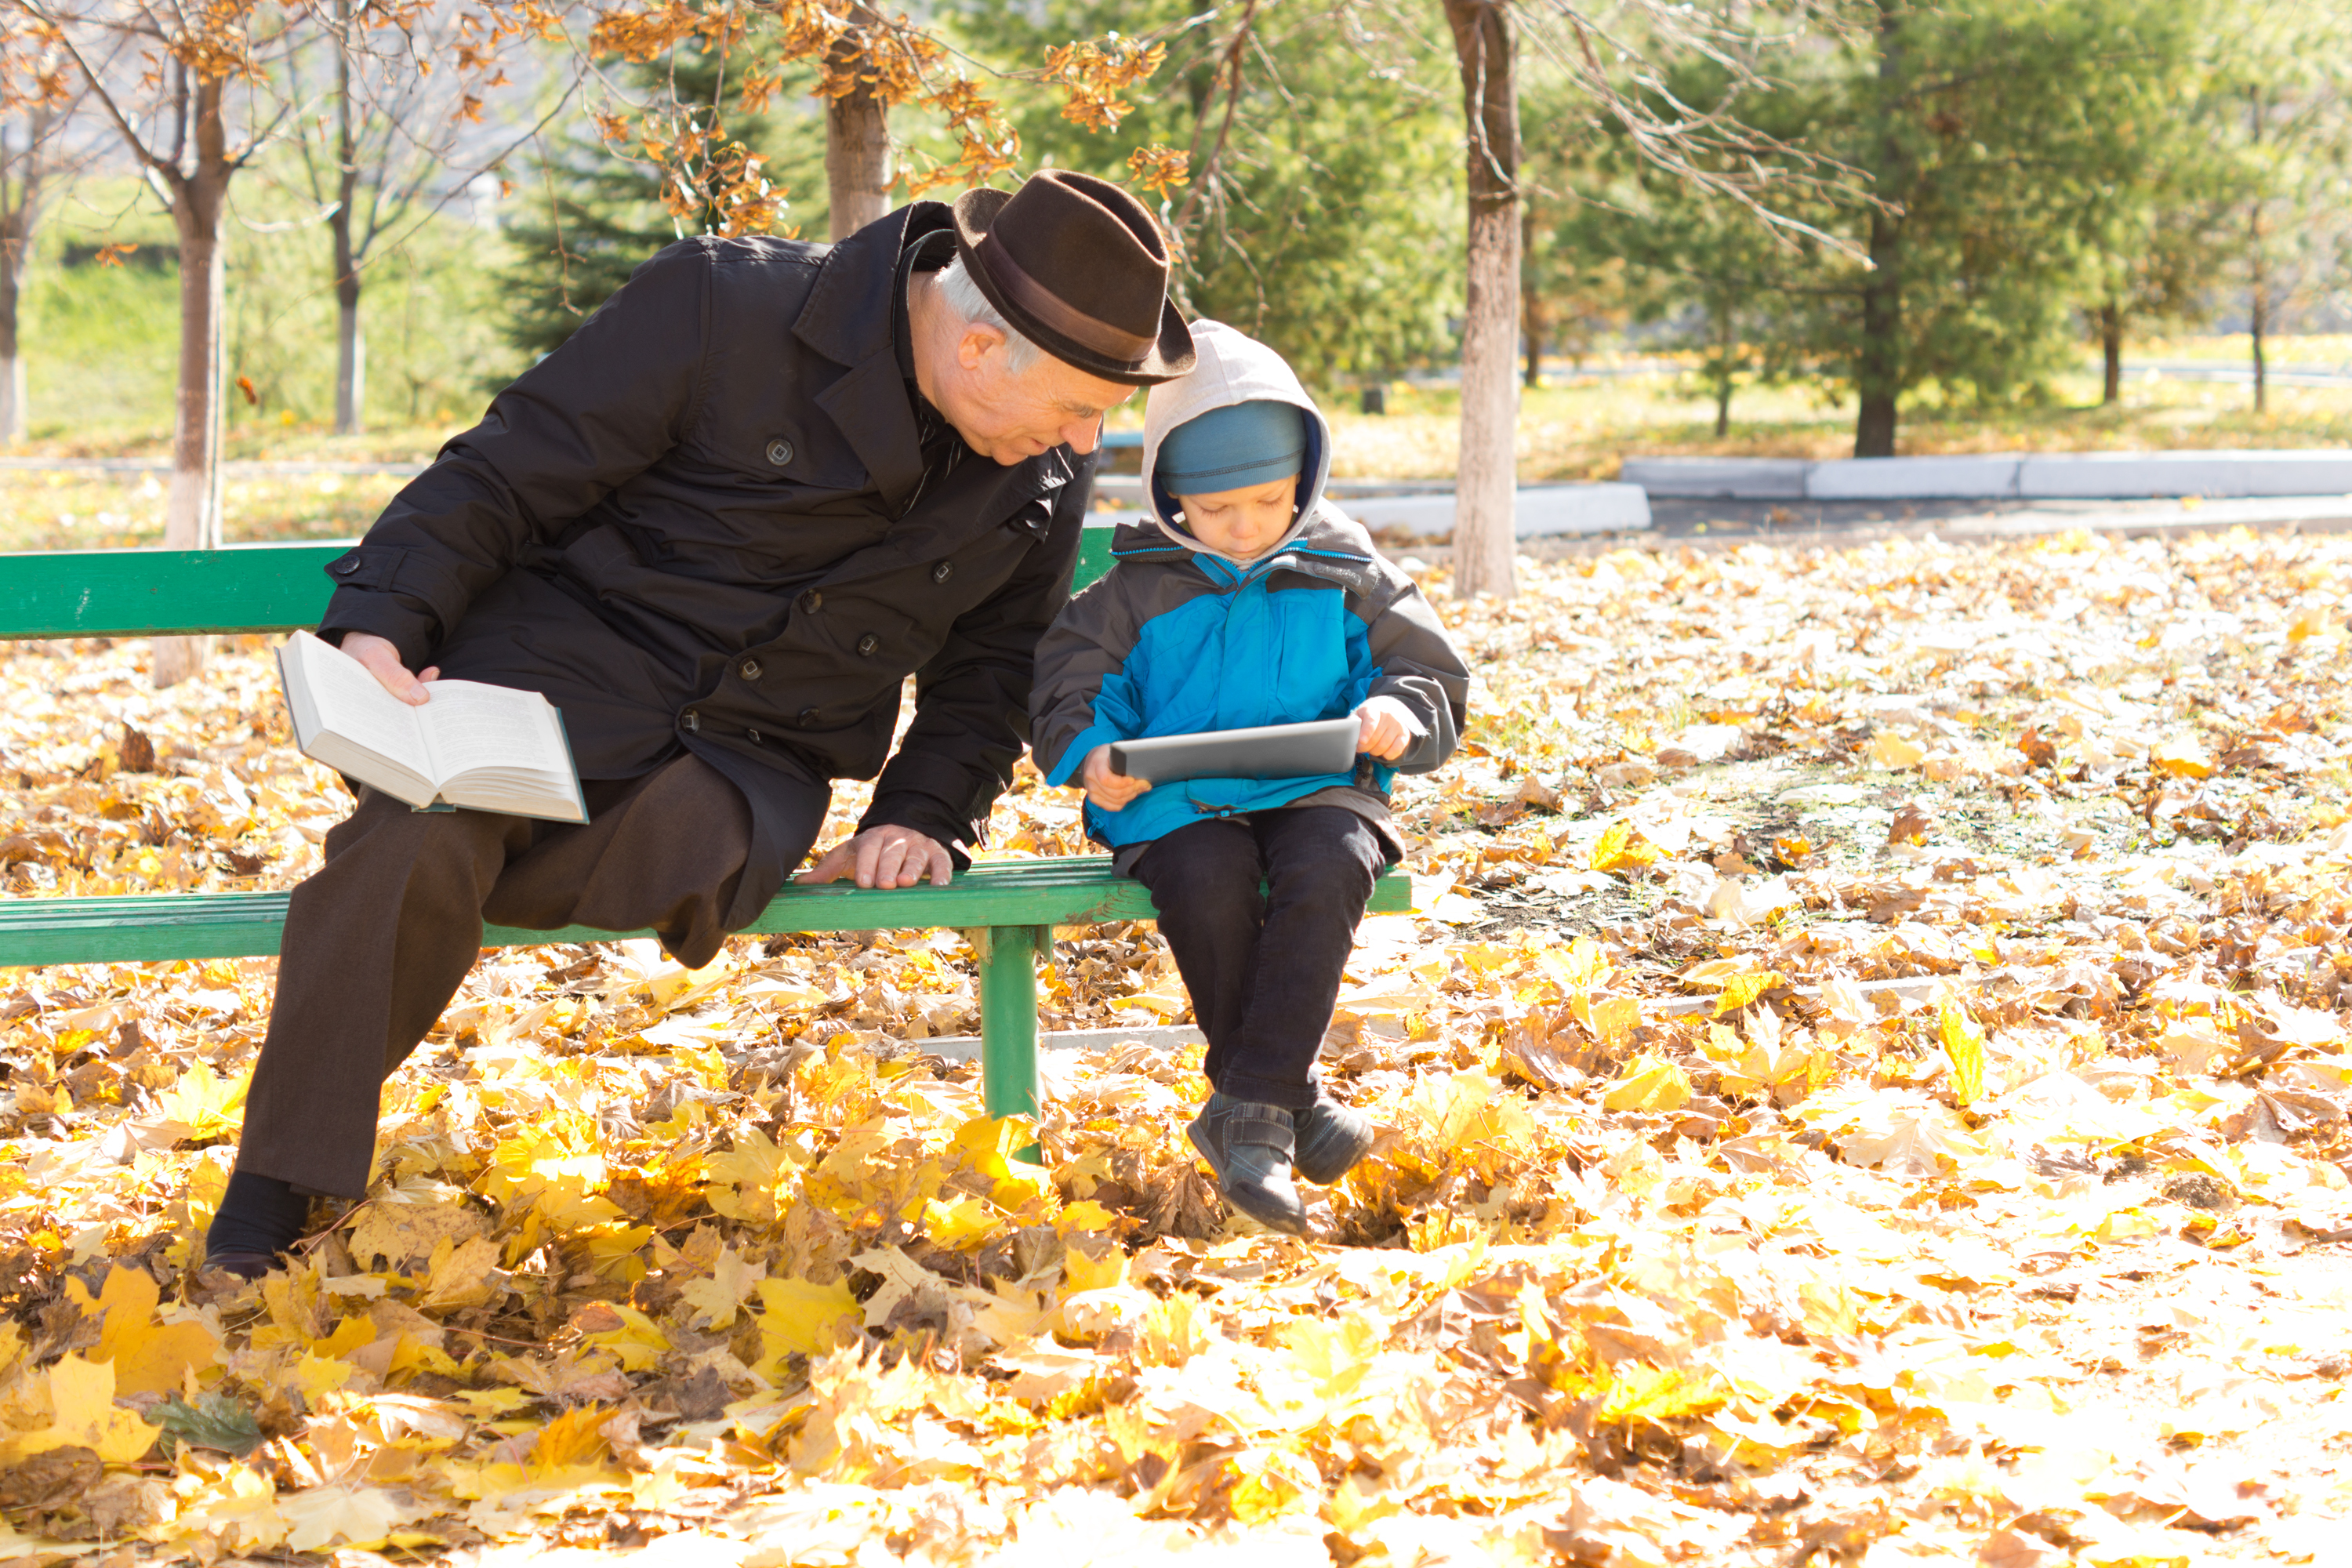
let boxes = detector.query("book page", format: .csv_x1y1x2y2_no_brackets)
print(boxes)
283,630,430,774
416,681,571,782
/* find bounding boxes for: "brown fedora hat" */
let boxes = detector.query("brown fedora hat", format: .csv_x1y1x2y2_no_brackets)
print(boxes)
952,171,1195,386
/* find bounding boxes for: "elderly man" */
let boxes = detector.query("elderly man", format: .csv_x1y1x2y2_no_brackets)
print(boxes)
203,172,1195,1276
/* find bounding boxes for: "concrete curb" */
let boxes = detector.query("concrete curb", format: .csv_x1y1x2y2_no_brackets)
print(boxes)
1087,477,1653,538
1624,449,2352,502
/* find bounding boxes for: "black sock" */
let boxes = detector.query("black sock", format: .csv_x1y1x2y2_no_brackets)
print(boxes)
205,1171,312,1259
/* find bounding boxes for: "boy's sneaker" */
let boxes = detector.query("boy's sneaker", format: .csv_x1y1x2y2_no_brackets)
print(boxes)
1186,1094,1309,1236
1293,1094,1375,1185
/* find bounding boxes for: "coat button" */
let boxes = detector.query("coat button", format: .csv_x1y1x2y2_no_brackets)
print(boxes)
680,710,701,733
931,561,953,584
797,706,820,727
765,438,794,466
333,558,359,575
739,658,763,681
746,728,763,745
798,589,822,613
856,633,880,656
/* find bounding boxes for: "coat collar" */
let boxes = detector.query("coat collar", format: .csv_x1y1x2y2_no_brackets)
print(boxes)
797,202,955,514
1108,505,1383,593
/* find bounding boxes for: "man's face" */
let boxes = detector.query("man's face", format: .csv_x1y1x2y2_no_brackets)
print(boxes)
931,325,1137,465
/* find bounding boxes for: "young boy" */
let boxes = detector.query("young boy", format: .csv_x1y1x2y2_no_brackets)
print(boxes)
1029,321,1468,1235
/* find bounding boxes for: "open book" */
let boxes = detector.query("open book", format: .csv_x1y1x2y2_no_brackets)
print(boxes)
275,630,586,823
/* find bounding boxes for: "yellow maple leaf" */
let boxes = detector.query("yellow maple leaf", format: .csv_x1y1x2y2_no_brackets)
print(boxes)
1573,992,1641,1050
1282,1313,1381,1403
347,1197,488,1273
532,1403,614,1468
917,1193,1000,1253
1938,999,1987,1109
2150,738,2214,779
64,1265,220,1397
0,1354,159,1465
1061,1246,1128,1294
157,1062,249,1138
289,1351,354,1405
750,1276,862,1378
176,1461,289,1552
581,1304,671,1372
1599,1362,1726,1423
1868,731,1926,769
415,1234,505,1312
1602,1054,1692,1113
678,1244,765,1330
278,1481,425,1552
1717,970,1783,1015
1590,818,1661,873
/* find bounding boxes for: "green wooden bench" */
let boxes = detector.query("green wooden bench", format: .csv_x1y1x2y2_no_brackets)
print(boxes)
0,528,1410,1121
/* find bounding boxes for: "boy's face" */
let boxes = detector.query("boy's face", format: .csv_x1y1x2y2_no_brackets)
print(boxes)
1174,474,1298,561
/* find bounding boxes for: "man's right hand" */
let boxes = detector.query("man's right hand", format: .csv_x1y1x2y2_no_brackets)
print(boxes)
340,631,439,706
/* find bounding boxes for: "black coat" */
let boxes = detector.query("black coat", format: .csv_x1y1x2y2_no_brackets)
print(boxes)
317,204,1092,926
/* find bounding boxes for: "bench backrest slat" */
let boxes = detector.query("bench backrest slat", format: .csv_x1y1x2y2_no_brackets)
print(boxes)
2,524,1124,642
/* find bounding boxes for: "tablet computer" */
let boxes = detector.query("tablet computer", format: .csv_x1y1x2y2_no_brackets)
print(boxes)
1108,716,1361,785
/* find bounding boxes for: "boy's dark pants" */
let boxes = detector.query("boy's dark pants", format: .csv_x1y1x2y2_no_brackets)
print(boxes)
1131,806,1387,1109
238,754,825,1200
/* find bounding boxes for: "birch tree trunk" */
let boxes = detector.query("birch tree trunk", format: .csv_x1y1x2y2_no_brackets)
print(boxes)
1441,0,1519,601
825,8,892,244
332,3,365,434
0,234,26,444
153,76,234,689
0,108,56,444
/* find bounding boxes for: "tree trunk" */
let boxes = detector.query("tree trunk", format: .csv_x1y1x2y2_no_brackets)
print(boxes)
1711,295,1734,437
0,108,55,444
2100,301,2122,405
154,77,233,690
2246,87,2267,417
1522,277,1544,389
1853,0,1905,459
1442,0,1519,601
0,235,24,445
825,9,892,244
332,7,364,435
2249,279,2267,415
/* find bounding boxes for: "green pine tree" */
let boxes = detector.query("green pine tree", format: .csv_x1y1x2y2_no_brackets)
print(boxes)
501,49,822,362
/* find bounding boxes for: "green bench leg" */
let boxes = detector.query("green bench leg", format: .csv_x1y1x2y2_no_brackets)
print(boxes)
974,924,1051,1123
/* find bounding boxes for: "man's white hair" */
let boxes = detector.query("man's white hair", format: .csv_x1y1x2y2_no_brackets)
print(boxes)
934,254,1044,376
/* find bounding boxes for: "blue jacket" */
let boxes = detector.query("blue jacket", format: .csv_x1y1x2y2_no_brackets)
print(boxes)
1029,510,1467,851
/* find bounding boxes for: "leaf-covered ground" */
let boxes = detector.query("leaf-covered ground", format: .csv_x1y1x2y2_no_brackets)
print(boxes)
1,526,2350,1564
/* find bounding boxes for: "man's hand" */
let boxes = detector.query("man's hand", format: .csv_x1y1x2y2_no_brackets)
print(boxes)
1355,695,1421,761
1080,744,1150,811
797,823,956,888
341,631,439,706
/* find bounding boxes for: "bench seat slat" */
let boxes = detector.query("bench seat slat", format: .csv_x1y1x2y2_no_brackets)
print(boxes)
0,527,1124,641
0,856,1413,967
0,544,354,639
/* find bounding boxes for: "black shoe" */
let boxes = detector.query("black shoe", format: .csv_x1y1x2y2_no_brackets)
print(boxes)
1293,1095,1375,1185
201,1250,280,1282
1185,1094,1310,1236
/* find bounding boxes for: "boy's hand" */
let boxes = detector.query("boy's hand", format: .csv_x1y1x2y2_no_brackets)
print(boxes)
1355,695,1420,761
1080,744,1151,811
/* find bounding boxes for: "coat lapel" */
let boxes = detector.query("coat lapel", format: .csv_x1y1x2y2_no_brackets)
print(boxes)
795,201,955,517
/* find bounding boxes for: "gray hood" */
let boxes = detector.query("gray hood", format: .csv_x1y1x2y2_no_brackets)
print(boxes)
1140,319,1334,568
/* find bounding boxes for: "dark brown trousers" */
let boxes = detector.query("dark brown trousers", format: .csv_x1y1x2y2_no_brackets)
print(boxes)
238,755,818,1198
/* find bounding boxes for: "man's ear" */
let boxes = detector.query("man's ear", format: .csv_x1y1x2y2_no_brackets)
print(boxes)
956,323,1007,372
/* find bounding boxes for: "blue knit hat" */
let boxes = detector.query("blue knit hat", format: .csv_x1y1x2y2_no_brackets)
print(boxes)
1156,400,1306,495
